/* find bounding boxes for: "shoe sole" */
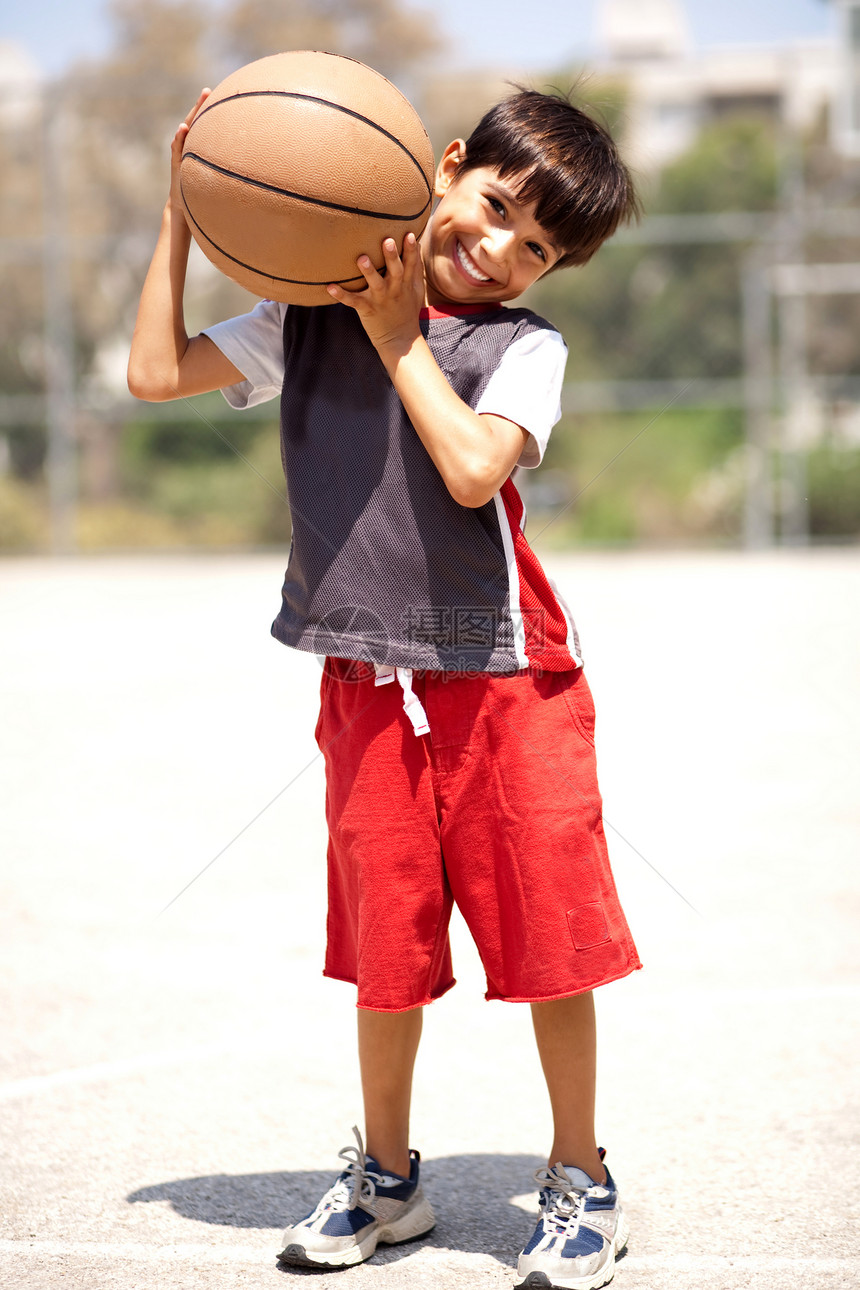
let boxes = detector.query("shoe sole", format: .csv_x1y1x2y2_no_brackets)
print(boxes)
277,1193,436,1269
515,1210,630,1290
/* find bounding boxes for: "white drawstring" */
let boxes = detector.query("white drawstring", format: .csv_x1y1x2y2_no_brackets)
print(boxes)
373,662,430,737
396,667,430,737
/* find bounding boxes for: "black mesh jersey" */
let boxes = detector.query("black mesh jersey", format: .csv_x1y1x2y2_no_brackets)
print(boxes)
271,300,575,673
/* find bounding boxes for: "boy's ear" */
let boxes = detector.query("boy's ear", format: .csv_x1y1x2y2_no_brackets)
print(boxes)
434,139,467,197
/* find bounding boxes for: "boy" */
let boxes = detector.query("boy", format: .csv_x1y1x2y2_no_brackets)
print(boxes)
129,86,641,1290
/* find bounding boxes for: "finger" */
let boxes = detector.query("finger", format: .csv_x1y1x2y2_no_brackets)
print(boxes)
327,283,364,308
356,254,385,288
402,232,424,287
381,237,403,279
170,127,190,174
402,231,420,271
184,88,211,129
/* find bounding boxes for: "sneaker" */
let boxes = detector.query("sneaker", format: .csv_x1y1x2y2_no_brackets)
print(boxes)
515,1151,629,1290
277,1126,436,1269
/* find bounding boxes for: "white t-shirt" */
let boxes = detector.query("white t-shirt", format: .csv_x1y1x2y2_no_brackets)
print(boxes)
203,299,567,469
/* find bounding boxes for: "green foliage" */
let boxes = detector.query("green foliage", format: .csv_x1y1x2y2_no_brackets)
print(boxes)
528,407,746,547
651,116,779,214
521,112,785,546
223,0,444,81
122,419,291,545
121,402,264,472
532,240,749,382
4,424,47,480
807,445,860,538
0,478,48,550
528,113,780,388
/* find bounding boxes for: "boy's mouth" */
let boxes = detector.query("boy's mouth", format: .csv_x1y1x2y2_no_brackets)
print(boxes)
455,240,493,285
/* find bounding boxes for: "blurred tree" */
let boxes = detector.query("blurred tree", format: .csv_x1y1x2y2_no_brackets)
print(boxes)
0,111,45,479
523,111,781,546
0,0,445,521
529,113,780,383
803,111,860,380
71,0,212,231
73,0,443,378
652,116,779,215
223,0,443,84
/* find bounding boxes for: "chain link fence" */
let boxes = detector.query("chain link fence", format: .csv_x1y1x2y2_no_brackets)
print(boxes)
2,78,860,553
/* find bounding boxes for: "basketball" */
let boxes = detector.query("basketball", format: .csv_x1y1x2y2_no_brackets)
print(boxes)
179,50,435,305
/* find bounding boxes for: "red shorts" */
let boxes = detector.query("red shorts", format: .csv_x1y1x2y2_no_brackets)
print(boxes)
316,659,641,1011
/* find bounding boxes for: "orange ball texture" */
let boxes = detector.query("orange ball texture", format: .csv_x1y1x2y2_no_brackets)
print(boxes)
179,50,435,305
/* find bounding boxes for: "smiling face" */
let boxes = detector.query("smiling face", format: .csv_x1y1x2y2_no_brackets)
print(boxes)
420,140,561,308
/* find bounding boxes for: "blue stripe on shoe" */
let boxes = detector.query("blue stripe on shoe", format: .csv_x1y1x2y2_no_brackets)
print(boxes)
562,1227,605,1258
521,1220,547,1255
363,1155,419,1202
319,1207,377,1237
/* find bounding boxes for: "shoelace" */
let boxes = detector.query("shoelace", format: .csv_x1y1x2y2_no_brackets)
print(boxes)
311,1126,380,1216
533,1164,590,1237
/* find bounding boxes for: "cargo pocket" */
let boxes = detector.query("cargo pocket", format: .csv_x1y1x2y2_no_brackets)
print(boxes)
567,902,610,950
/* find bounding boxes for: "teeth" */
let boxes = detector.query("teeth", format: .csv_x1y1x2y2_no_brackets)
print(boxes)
456,241,491,282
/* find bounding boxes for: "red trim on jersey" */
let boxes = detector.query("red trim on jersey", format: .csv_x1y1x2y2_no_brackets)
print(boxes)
420,303,504,320
499,478,582,670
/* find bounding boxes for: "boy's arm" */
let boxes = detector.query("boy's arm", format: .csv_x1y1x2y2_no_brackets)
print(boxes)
328,237,529,509
127,91,248,403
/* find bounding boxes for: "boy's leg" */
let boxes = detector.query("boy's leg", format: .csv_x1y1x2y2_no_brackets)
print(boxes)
278,1003,433,1268
358,1005,423,1178
516,992,627,1289
530,992,606,1183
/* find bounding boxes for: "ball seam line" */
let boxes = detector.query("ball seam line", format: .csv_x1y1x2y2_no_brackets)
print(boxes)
181,152,432,223
190,89,433,198
179,177,375,287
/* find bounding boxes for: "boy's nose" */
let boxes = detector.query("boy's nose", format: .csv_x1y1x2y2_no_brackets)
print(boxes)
481,228,515,262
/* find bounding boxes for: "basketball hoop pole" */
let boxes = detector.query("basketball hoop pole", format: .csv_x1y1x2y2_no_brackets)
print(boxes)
775,127,810,547
40,85,77,556
833,0,860,157
741,246,775,549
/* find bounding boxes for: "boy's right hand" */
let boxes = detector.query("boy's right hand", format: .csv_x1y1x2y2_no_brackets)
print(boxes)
168,89,211,213
129,83,248,403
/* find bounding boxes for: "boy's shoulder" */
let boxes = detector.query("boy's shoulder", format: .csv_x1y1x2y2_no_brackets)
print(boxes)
421,307,566,388
424,302,561,340
494,304,561,337
422,305,566,407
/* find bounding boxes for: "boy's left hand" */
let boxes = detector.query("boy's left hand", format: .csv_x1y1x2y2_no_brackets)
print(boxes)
327,233,424,357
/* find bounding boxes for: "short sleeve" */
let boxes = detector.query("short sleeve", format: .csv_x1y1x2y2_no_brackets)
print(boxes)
202,298,288,409
475,328,568,468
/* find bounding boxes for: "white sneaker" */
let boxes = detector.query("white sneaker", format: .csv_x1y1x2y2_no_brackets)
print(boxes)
516,1153,628,1290
277,1127,436,1269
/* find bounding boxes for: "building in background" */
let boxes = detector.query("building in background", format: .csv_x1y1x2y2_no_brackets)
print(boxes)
595,0,839,166
0,39,41,126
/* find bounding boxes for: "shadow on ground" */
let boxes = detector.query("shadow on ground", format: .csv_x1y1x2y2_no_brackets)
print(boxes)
127,1153,543,1267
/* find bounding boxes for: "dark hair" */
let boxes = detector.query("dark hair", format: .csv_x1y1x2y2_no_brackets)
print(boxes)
456,88,639,269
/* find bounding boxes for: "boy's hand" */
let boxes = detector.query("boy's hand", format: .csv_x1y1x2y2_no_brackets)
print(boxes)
327,234,424,356
327,231,526,508
168,89,211,212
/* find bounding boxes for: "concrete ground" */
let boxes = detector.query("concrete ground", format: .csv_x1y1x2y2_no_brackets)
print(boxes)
0,548,858,1290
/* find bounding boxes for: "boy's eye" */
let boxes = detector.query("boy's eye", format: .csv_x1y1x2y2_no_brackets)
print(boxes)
528,242,547,262
487,196,506,217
